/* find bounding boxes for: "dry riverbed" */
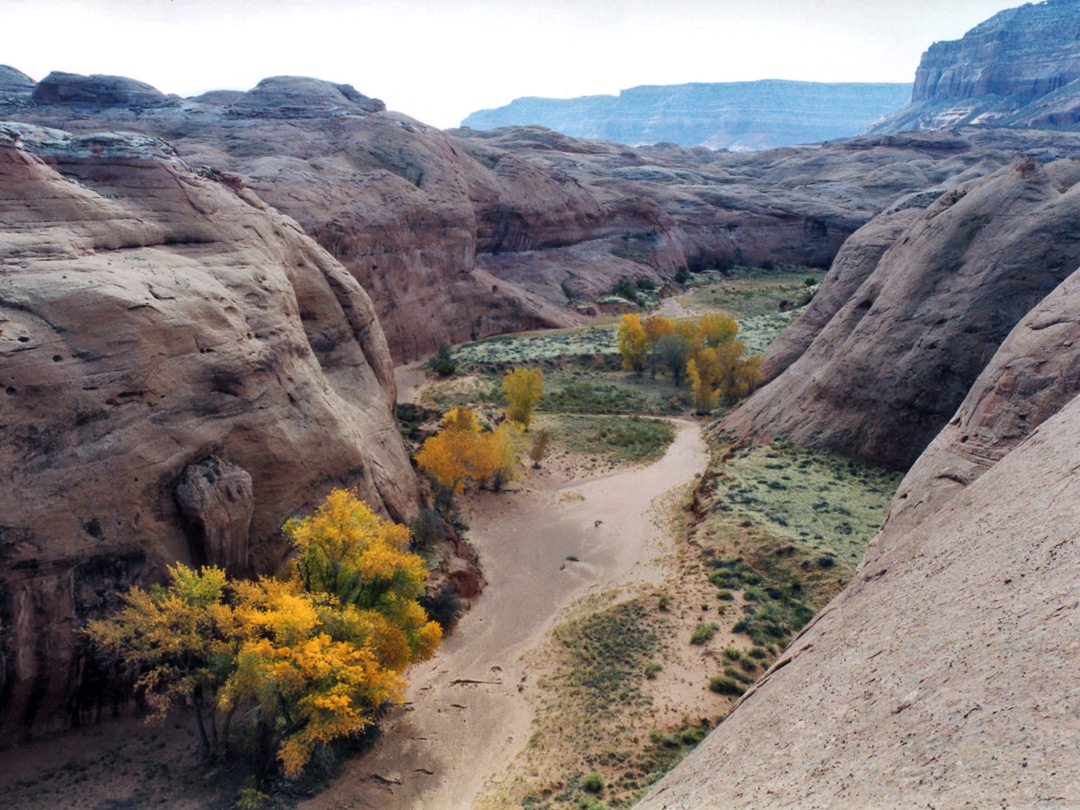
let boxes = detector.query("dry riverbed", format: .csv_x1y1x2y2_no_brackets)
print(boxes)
301,419,710,810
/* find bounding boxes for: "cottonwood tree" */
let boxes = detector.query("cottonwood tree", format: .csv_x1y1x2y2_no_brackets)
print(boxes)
618,313,648,373
503,367,544,427
87,490,442,779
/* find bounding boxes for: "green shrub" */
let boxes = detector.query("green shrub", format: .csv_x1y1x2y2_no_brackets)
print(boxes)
725,666,755,685
722,647,741,661
429,343,457,377
581,772,605,794
708,676,746,696
690,623,718,645
645,662,663,680
749,646,769,660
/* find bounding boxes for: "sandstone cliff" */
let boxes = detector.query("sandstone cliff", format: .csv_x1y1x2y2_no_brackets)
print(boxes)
879,265,1080,540
8,72,1080,362
640,385,1080,808
462,80,913,151
0,124,417,741
722,157,1080,469
871,0,1080,133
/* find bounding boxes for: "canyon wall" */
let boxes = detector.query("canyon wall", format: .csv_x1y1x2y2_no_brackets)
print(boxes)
722,157,1080,469
871,0,1080,132
0,124,417,741
8,73,1080,362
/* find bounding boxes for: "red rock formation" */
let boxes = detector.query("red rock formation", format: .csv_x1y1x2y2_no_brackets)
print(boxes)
0,124,418,741
759,206,922,383
722,158,1080,469
12,72,1080,362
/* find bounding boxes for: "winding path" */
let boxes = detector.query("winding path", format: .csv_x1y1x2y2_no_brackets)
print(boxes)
303,418,708,810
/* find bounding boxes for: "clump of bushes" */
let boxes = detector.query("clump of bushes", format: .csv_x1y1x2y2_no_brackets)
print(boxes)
709,676,746,696
429,343,457,377
690,623,719,645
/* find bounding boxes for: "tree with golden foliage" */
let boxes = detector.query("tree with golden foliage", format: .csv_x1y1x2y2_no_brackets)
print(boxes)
699,313,738,347
87,490,442,780
503,367,544,427
617,314,648,374
415,407,523,493
641,315,674,377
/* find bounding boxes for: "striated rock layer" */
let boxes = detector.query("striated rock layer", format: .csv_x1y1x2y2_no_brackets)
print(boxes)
640,386,1080,808
462,80,912,151
872,0,1080,132
0,124,418,741
722,157,1080,469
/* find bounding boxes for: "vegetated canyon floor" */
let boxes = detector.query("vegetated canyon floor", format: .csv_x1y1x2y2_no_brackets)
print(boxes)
0,266,902,810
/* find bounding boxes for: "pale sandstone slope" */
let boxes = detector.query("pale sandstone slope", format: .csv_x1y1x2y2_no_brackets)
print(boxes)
640,387,1080,809
0,124,417,740
880,265,1080,539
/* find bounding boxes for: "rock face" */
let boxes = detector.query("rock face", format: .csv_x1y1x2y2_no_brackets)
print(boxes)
462,81,913,150
722,157,1080,469
639,387,1080,808
32,71,170,107
9,71,1080,362
0,66,33,96
759,206,923,384
871,0,1080,132
879,266,1080,540
0,123,418,741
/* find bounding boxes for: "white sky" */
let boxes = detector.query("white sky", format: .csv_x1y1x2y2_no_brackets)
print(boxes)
6,0,1022,128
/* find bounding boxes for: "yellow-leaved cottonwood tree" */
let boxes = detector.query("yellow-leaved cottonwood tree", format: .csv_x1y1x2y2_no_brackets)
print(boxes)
87,489,442,779
503,366,544,427
415,406,523,493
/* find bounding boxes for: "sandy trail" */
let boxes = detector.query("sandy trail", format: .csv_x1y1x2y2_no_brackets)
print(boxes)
303,419,708,810
394,361,430,405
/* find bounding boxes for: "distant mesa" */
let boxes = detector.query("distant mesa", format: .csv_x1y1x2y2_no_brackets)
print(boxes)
461,80,913,151
871,0,1080,133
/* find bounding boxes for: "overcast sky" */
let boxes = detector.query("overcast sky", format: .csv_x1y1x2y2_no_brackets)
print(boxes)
7,0,1022,128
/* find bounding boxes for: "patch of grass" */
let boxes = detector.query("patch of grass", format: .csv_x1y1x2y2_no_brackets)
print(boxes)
683,265,823,318
552,599,659,718
542,414,677,466
644,662,663,680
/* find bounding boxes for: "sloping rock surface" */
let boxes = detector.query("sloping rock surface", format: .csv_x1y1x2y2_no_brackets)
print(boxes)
872,0,1080,132
0,66,33,96
463,80,913,151
759,206,922,383
0,123,417,740
879,265,1080,539
722,157,1080,469
640,386,1080,808
32,71,171,107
